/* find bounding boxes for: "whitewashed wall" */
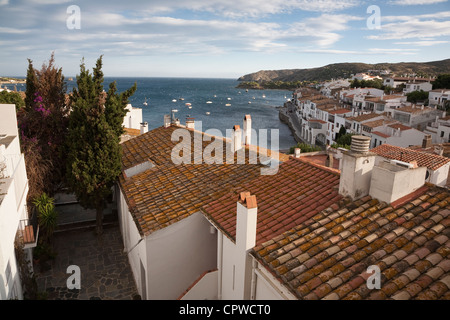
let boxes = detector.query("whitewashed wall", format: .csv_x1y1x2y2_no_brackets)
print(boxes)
145,212,217,300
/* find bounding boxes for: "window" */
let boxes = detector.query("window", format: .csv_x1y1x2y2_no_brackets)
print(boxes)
441,131,445,138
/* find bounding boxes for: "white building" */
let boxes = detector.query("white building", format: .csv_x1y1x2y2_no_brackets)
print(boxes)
116,115,288,300
0,104,37,300
428,89,450,109
393,105,444,130
371,143,450,187
364,94,407,116
383,76,434,89
370,123,427,149
403,82,433,94
200,137,450,300
425,115,450,143
122,104,144,131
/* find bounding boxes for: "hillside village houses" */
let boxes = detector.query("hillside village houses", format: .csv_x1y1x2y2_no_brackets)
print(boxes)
291,77,448,148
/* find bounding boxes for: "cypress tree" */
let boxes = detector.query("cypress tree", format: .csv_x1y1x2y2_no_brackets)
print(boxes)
24,59,38,111
65,56,135,235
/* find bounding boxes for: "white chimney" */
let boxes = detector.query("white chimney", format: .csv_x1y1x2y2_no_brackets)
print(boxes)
369,160,426,204
140,122,148,134
243,115,252,145
232,125,242,152
235,192,257,300
186,118,195,130
164,114,171,128
338,135,376,200
294,148,301,158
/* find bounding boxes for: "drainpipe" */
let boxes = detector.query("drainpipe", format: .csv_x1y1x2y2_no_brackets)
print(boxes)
250,257,258,300
217,232,223,300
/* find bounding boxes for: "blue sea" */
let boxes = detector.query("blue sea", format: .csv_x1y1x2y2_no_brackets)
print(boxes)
3,77,296,150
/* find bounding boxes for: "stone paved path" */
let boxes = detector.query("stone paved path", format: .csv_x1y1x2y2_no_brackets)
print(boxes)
35,224,139,300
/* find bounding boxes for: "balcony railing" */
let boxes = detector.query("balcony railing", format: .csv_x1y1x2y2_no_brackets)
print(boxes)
20,209,39,249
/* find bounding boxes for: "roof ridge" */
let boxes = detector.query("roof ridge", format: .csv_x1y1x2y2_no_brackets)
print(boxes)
291,156,341,176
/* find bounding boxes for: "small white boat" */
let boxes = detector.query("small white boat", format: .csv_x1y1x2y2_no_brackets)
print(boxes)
225,103,231,107
188,106,192,109
172,99,177,102
206,101,213,104
227,97,231,100
262,94,266,98
179,98,184,101
206,112,210,115
185,103,191,106
252,96,255,100
214,95,217,98
248,101,251,104
143,97,148,106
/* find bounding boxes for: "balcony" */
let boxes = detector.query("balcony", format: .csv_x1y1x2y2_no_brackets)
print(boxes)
20,209,39,249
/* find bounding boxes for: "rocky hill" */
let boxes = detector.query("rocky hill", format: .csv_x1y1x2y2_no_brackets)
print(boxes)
238,58,450,82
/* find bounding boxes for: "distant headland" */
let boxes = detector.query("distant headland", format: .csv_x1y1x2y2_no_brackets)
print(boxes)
237,58,450,87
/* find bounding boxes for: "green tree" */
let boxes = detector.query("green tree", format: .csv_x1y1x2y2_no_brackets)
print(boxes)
406,90,429,104
289,143,321,154
336,133,353,147
18,53,68,201
33,193,58,243
335,126,347,142
432,74,450,89
0,90,25,109
65,56,136,235
24,59,39,111
105,80,137,137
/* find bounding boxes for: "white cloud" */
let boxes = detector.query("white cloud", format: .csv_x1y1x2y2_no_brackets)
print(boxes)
394,40,449,46
367,11,450,41
286,14,363,46
0,27,29,34
300,48,419,55
388,0,447,5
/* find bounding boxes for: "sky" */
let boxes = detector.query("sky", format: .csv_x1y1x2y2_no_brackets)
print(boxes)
0,0,449,78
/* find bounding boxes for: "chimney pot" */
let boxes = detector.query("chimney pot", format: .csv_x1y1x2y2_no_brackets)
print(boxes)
294,148,301,158
422,135,432,148
232,125,242,152
164,114,171,128
350,135,371,153
186,118,195,130
243,115,252,145
140,122,148,134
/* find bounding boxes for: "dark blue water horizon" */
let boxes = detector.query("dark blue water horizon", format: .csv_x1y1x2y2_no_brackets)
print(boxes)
2,77,297,150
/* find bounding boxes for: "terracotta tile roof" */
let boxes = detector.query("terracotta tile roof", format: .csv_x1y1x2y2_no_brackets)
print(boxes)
308,119,327,124
348,113,383,123
362,119,396,129
388,123,412,131
371,144,450,171
252,185,450,300
328,109,352,115
300,154,340,172
372,131,390,139
202,158,342,246
119,125,287,236
396,105,434,115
